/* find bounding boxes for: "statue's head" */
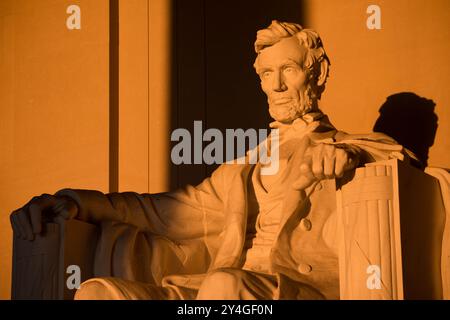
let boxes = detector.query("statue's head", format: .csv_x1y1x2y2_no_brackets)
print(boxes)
254,20,330,123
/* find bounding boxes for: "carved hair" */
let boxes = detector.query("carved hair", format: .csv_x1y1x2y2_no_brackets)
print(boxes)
254,20,330,101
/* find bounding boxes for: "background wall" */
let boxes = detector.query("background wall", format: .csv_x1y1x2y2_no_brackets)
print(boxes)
0,0,109,299
117,0,173,194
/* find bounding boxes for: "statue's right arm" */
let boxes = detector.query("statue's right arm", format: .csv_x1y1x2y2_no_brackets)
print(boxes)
10,165,226,241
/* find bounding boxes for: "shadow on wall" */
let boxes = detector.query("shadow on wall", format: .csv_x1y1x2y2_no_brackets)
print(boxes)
373,92,438,170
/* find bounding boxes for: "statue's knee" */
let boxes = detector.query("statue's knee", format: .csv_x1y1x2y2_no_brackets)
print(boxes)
75,277,126,300
197,268,244,299
204,269,241,288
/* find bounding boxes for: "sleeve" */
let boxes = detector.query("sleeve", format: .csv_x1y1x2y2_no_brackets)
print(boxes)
332,131,417,165
55,164,226,241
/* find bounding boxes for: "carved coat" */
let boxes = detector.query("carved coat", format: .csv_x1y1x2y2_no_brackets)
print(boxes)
56,113,406,299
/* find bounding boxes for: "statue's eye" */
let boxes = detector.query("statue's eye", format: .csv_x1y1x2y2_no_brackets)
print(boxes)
284,67,296,74
262,71,272,79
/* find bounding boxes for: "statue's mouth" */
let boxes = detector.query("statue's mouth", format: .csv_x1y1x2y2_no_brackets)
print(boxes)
272,97,292,105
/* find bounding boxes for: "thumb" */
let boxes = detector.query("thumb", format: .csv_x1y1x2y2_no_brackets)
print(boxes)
52,196,78,220
292,157,316,190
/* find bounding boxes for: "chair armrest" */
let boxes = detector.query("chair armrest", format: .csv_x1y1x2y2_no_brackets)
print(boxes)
12,219,99,300
337,159,446,299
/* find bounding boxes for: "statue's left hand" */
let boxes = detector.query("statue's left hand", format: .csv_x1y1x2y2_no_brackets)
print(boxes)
10,194,78,241
292,143,359,190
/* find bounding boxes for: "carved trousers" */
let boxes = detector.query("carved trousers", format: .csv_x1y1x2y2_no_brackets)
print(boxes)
74,267,324,300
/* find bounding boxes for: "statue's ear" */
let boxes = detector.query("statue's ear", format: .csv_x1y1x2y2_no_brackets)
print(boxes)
316,58,329,87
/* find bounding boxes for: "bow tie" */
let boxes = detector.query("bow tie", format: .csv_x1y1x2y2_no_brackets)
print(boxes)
269,111,336,144
269,111,326,128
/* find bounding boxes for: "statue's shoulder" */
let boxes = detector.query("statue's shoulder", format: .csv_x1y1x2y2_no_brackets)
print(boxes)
334,130,399,144
215,162,252,175
333,130,412,163
208,162,252,184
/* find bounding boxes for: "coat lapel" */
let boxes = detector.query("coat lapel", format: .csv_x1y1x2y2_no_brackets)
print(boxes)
210,112,338,270
210,164,253,269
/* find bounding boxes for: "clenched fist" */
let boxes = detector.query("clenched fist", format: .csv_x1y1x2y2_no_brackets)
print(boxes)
270,119,361,191
292,143,360,190
10,194,78,241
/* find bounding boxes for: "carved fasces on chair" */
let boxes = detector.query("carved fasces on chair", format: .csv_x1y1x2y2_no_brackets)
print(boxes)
12,223,61,299
12,219,98,299
337,159,447,300
337,163,400,299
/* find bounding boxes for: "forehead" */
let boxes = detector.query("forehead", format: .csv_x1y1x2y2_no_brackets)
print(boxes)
256,36,307,70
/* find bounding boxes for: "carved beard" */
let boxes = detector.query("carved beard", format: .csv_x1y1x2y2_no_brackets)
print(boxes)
268,86,314,123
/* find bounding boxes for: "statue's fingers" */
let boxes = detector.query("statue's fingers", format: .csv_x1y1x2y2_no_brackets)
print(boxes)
323,154,336,179
10,211,24,239
28,203,43,235
311,144,325,180
15,208,34,241
292,160,315,190
28,194,58,235
334,148,348,178
343,152,358,171
53,196,78,220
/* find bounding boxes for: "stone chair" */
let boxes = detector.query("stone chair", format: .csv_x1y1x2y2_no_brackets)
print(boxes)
338,159,449,299
11,159,449,300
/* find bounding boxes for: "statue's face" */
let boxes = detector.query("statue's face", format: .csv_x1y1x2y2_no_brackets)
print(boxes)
255,36,310,123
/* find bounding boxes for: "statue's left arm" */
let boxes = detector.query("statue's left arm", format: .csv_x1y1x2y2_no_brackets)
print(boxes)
291,130,411,191
55,166,227,241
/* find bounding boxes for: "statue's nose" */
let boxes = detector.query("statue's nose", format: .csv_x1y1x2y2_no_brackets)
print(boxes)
273,84,287,92
273,72,287,92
